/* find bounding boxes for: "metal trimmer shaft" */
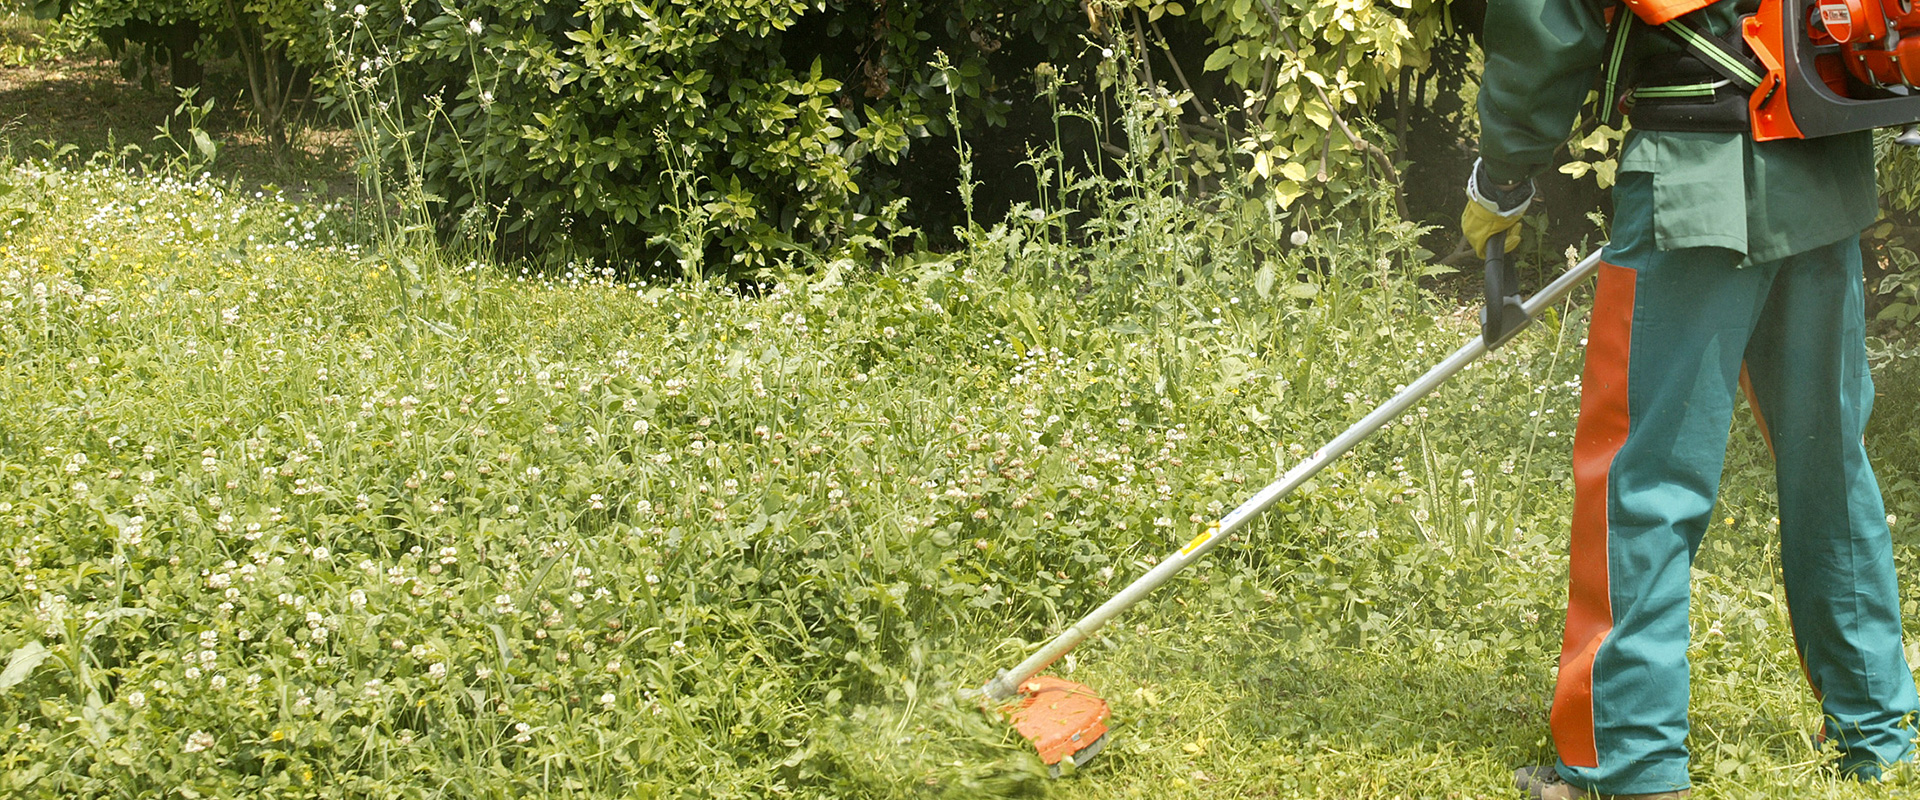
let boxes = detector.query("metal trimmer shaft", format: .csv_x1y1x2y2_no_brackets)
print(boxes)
983,247,1604,702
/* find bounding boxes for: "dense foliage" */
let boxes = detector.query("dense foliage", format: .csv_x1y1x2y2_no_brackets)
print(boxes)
36,0,1470,269
321,0,1102,271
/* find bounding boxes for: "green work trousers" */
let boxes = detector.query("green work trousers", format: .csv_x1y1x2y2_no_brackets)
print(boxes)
1549,172,1920,794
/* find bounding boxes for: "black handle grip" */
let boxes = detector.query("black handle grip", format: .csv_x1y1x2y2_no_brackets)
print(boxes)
1481,231,1530,349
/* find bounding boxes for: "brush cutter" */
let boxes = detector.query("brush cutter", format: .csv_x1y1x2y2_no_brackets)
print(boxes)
981,234,1603,774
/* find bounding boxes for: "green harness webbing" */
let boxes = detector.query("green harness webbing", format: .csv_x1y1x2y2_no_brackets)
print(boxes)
1596,4,1763,128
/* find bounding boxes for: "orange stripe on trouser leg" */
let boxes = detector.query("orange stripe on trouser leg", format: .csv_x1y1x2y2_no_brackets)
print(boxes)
1738,364,1775,458
1552,262,1637,769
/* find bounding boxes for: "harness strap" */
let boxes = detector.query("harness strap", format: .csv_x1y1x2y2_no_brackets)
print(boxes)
1659,16,1764,88
1599,10,1641,127
1633,79,1731,99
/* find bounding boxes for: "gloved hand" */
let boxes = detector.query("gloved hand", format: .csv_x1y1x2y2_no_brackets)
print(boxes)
1461,158,1534,258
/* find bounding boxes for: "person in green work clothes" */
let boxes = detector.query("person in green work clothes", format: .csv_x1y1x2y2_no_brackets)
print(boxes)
1463,0,1920,796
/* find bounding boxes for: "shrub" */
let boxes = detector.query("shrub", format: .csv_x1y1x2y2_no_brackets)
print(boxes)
314,0,1091,274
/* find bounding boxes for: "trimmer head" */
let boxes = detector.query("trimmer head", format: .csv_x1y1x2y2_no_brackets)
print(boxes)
1003,675,1111,775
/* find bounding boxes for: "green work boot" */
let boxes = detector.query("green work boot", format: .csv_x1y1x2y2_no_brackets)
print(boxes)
1514,766,1690,800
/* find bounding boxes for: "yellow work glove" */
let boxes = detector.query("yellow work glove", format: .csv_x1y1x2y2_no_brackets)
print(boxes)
1461,158,1532,258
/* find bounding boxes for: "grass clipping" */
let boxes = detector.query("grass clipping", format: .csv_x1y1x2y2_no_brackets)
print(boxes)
801,680,1050,798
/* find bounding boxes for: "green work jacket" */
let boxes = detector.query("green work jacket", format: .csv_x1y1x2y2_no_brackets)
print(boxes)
1477,0,1877,263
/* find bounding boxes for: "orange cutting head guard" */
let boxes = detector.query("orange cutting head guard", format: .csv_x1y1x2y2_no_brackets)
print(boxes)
1001,675,1111,775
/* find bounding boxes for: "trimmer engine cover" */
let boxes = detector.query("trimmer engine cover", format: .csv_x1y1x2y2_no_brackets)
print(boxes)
1744,0,1920,139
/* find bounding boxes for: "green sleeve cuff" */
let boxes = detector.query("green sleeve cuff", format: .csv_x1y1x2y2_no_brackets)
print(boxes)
1482,159,1534,185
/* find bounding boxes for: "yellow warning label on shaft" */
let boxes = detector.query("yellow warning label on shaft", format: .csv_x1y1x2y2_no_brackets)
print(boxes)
1179,523,1220,556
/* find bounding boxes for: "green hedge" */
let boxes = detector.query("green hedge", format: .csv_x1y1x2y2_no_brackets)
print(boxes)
318,0,1091,273
43,0,1465,270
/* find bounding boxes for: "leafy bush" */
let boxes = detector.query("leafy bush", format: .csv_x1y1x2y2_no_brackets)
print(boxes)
315,0,1093,273
34,0,213,88
31,0,1470,269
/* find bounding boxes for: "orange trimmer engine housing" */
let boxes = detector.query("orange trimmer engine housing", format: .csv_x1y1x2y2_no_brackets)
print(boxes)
1742,0,1920,139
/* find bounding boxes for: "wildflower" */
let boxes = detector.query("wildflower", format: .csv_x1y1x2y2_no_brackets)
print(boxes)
125,690,147,709
493,594,516,614
513,722,532,743
1290,230,1311,247
183,731,215,753
311,546,330,561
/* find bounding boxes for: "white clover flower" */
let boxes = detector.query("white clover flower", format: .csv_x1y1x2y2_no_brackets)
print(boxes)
125,690,147,709
493,594,516,615
311,546,330,561
513,722,532,743
428,662,447,680
1290,230,1311,247
600,692,617,707
183,731,215,753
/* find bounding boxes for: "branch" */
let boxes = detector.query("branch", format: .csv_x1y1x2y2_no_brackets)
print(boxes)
1146,17,1242,140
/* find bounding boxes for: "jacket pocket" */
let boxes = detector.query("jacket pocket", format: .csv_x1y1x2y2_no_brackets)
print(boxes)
1643,131,1748,254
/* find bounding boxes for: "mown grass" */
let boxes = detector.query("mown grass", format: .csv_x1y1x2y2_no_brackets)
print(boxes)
3,155,1920,799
